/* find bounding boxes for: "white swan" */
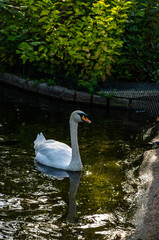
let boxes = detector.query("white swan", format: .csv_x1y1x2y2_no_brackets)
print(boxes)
34,110,91,171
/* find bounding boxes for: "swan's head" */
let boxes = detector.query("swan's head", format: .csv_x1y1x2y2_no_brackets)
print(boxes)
70,110,91,124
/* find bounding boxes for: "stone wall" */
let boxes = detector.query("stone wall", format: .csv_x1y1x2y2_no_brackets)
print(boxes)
0,73,111,107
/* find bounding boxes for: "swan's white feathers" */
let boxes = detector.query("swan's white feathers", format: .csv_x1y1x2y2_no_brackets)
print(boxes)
35,138,72,169
34,132,46,145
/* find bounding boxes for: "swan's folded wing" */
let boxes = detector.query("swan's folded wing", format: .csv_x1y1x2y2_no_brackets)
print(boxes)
35,140,72,168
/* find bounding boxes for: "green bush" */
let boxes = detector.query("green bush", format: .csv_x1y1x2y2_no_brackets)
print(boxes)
0,1,25,68
113,0,159,82
2,0,158,90
0,0,132,92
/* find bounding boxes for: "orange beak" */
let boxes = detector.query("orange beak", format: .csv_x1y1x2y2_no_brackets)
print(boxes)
156,117,159,122
82,115,92,124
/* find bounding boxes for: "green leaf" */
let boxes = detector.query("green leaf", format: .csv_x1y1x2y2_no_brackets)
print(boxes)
31,41,41,46
18,42,30,50
38,45,45,51
21,55,29,64
7,35,16,41
38,16,48,23
41,10,50,16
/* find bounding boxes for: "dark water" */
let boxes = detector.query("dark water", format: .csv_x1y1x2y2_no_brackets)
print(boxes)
0,85,153,240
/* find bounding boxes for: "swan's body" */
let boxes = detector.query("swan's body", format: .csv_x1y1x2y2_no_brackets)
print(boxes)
34,110,91,171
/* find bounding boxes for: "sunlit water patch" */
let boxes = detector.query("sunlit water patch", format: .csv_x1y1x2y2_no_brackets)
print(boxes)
0,85,153,239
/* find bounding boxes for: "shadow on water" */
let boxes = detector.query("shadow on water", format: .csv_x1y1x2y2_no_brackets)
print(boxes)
0,84,155,239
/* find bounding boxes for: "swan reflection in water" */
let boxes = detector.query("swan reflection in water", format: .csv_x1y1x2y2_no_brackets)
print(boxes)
35,161,82,223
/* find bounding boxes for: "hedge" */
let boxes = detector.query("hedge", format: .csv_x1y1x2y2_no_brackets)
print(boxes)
0,0,158,93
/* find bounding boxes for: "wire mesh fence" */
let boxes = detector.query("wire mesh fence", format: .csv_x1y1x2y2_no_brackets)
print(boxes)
103,82,159,117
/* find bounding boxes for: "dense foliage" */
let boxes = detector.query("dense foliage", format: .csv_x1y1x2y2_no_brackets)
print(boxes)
0,0,132,91
0,0,159,92
114,0,159,82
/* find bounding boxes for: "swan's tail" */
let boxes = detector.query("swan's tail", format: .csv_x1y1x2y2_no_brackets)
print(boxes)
34,132,46,148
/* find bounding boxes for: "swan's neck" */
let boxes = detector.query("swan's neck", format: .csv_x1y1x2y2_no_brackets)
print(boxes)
68,119,82,171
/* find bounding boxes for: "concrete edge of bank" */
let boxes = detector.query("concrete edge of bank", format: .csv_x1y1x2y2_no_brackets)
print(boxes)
0,72,130,108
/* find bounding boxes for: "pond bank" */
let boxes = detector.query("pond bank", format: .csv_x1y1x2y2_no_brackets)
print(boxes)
0,72,131,109
129,126,159,240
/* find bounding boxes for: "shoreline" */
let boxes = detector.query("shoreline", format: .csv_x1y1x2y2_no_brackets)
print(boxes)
0,72,132,109
0,73,109,107
128,127,159,240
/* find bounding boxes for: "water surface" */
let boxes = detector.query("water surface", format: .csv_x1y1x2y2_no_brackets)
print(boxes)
0,85,152,239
